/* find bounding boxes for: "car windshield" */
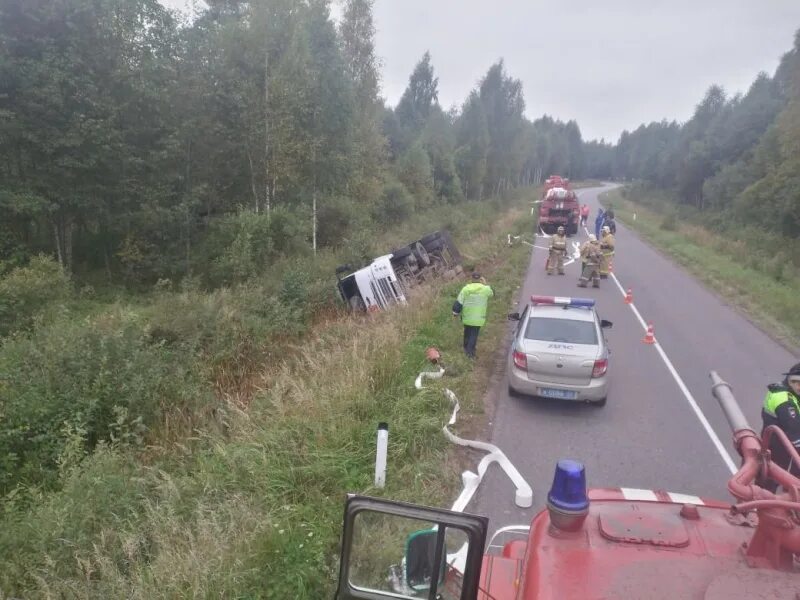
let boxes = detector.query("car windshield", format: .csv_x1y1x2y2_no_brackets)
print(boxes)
525,317,597,345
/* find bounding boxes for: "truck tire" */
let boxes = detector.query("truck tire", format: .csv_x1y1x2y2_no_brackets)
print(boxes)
391,246,412,260
413,242,431,266
420,232,443,247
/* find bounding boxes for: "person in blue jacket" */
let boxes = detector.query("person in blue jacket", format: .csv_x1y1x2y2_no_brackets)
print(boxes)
594,208,605,239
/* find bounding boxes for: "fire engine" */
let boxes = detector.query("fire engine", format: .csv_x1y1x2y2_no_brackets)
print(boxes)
538,175,580,236
334,372,800,599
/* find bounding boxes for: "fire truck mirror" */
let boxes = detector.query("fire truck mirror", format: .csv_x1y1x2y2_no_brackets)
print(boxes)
335,495,487,600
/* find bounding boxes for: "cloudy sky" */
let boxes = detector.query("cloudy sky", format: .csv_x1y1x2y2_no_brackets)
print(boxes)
160,0,800,143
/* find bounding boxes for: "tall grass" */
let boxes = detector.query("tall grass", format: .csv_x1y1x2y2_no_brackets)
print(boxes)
602,187,800,346
0,191,534,598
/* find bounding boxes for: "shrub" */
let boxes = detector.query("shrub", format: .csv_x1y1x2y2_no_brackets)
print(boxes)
0,254,71,336
660,210,679,231
0,309,208,493
316,195,364,248
375,179,414,225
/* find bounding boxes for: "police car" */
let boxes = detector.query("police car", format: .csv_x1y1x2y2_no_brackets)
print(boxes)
507,296,612,406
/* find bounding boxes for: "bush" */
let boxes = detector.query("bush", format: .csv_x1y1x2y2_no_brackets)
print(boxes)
316,195,365,249
375,179,414,225
0,254,71,336
206,208,309,285
0,309,208,493
660,210,679,231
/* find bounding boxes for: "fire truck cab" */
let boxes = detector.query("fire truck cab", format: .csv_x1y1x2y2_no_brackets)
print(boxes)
334,372,800,599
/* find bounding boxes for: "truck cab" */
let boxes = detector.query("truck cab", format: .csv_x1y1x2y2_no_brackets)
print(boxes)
336,231,463,312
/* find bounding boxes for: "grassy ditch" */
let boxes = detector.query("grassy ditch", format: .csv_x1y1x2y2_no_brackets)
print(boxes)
0,196,533,598
600,187,800,348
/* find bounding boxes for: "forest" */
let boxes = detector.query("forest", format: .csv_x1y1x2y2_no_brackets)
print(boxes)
0,1,799,596
0,0,588,286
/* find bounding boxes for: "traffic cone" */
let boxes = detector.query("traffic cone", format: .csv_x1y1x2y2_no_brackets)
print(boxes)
642,323,655,345
624,289,633,304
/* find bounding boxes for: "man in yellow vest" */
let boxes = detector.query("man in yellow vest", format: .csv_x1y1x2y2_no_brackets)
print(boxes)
452,272,494,358
760,362,800,491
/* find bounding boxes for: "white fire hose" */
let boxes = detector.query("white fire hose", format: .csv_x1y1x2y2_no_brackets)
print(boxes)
414,368,533,510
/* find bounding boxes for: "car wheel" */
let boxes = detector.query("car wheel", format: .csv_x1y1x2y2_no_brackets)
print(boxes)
593,397,607,407
508,384,520,398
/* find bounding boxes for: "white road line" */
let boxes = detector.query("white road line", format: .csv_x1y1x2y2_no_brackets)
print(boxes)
609,272,738,474
621,488,658,501
668,492,704,505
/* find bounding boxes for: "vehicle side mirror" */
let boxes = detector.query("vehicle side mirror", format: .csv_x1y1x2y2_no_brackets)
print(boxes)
508,312,520,321
335,495,488,600
600,320,613,329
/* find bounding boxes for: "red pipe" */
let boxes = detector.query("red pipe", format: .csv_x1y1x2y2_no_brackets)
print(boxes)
733,499,800,513
762,425,800,467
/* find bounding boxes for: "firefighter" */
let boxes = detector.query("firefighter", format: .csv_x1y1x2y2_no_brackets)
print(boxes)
577,235,602,288
599,225,615,279
452,272,494,359
547,226,568,275
760,362,800,491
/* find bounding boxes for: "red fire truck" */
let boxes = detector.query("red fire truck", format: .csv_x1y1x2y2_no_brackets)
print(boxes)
335,371,800,599
538,175,580,236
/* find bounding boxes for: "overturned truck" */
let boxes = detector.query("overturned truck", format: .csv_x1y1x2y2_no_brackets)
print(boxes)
336,230,463,312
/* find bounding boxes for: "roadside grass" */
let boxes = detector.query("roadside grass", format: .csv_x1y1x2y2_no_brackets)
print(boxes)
600,187,800,348
0,193,533,598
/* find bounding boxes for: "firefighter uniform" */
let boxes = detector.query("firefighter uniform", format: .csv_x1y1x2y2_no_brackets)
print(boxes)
578,237,602,288
760,363,800,490
599,228,615,278
547,228,567,275
453,275,494,358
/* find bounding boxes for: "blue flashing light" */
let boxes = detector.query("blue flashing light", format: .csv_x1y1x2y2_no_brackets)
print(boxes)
531,295,595,308
547,459,589,512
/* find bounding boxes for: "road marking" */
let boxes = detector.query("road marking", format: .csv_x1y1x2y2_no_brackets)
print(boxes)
609,271,738,474
621,488,658,501
668,492,704,505
553,204,736,472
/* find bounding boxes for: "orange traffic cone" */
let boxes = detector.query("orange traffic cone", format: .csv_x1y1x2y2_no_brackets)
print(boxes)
642,323,655,345
624,289,633,304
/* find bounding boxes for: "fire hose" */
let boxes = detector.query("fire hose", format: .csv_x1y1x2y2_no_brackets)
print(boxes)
415,361,533,510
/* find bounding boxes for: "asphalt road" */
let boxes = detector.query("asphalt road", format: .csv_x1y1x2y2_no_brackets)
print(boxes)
468,183,798,537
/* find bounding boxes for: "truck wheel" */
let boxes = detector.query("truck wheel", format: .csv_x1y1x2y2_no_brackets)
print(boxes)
413,242,431,266
420,232,443,247
391,246,412,260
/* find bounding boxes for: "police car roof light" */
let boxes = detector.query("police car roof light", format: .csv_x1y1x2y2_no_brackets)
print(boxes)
531,295,595,308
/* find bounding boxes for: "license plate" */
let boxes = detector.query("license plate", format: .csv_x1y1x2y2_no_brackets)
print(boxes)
539,387,577,400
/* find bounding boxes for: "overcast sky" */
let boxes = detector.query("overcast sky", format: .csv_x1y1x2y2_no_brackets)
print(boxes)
160,0,800,143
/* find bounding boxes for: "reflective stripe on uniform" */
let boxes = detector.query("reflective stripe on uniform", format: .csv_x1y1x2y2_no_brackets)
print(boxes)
763,389,800,417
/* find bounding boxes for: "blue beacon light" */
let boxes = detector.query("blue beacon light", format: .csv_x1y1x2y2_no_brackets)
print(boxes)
547,459,590,532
